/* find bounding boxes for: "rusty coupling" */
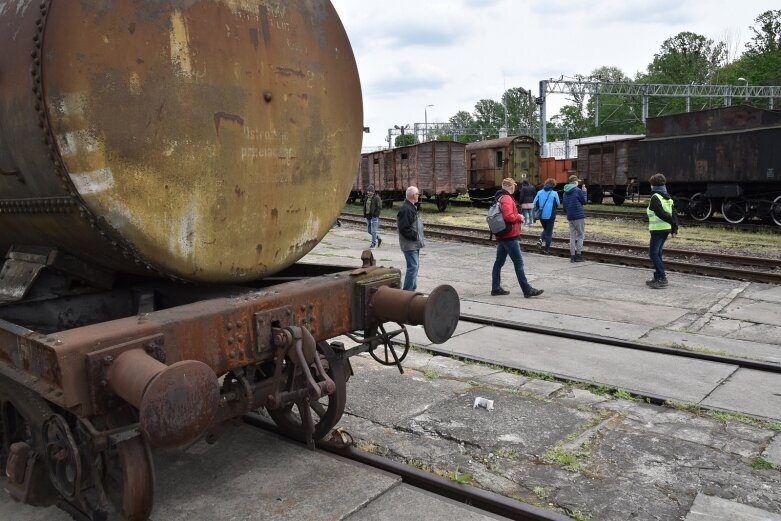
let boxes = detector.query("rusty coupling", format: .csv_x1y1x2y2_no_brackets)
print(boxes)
106,349,220,448
369,285,460,344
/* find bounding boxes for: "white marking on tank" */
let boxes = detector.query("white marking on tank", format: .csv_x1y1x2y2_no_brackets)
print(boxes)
56,130,99,157
176,210,196,257
14,0,34,16
69,168,115,195
169,10,193,79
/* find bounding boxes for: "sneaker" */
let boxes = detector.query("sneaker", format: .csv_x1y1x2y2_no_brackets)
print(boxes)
370,244,377,249
573,253,584,262
524,288,544,298
646,280,666,289
542,250,552,255
658,278,668,286
537,238,544,249
377,237,382,248
491,288,510,296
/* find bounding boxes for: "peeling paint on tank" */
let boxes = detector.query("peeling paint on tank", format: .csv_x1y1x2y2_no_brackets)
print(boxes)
177,210,197,258
128,72,142,95
13,0,33,16
169,9,193,78
56,130,100,157
69,168,115,195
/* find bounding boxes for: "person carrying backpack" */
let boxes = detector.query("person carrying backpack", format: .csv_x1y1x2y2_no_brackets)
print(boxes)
490,178,544,298
533,178,560,255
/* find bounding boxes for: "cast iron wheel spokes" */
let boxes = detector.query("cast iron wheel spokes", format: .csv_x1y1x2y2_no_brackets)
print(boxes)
76,407,155,521
369,323,410,368
43,415,82,501
267,341,347,443
772,195,781,227
688,192,713,221
721,198,748,224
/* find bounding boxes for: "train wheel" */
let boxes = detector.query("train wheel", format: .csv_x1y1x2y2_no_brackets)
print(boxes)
267,341,347,442
0,376,56,506
689,193,712,221
721,198,748,224
612,187,626,206
772,195,781,227
436,194,449,212
588,185,603,204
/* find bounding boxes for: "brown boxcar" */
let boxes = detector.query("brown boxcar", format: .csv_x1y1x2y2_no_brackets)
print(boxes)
576,137,643,204
638,105,781,224
465,135,540,201
358,141,467,211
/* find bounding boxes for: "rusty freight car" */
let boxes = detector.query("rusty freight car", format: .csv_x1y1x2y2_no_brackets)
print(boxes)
0,2,461,520
465,135,541,201
357,141,467,211
638,105,781,225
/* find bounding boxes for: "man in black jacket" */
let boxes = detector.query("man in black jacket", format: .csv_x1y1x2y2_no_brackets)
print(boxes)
363,185,382,248
396,186,425,291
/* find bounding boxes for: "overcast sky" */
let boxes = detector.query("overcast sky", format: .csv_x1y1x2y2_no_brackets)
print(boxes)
330,0,778,150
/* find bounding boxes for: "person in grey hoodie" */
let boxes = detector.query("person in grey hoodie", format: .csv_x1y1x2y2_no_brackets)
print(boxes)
562,174,587,262
397,186,425,291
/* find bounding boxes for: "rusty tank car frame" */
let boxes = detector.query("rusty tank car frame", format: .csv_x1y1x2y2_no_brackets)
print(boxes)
0,248,460,520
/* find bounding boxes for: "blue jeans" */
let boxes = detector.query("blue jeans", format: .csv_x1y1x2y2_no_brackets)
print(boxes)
539,215,556,250
366,217,380,246
403,249,420,291
522,208,533,225
492,238,532,295
649,231,670,280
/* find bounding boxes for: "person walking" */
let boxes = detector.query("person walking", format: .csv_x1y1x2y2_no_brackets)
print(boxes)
646,173,678,288
533,178,560,255
397,186,425,291
490,178,543,298
363,185,382,248
519,179,537,226
562,174,587,262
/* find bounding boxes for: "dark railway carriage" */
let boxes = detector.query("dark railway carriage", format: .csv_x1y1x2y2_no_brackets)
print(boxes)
638,106,781,225
466,135,541,201
0,2,460,520
576,137,643,204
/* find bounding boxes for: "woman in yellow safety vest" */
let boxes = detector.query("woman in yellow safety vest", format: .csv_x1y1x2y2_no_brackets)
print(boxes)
646,173,679,288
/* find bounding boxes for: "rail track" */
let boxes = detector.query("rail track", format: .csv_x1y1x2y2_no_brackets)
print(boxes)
244,413,570,521
444,200,780,234
339,214,781,284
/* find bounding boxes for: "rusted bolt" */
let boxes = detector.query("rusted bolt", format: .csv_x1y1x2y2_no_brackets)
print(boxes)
236,321,243,328
263,91,273,102
227,336,234,344
237,335,244,343
226,322,233,330
229,350,237,359
103,355,114,365
99,379,108,387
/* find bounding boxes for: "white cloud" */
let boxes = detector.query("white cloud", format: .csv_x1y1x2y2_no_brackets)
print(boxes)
332,0,778,149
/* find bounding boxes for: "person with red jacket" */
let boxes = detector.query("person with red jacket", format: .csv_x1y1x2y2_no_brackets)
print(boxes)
491,178,544,298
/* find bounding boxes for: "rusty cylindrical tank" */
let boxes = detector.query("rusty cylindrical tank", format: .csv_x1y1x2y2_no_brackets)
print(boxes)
0,0,362,283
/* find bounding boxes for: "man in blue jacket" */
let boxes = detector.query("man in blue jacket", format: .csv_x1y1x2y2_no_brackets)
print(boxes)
562,174,587,262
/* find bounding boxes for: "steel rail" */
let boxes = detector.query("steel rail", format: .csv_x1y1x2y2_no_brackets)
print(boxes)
243,413,571,521
456,314,781,374
339,214,781,283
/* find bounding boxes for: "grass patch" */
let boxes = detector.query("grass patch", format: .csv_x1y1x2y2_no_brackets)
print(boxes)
751,458,775,470
424,368,439,380
568,510,594,521
494,447,518,459
543,446,582,472
448,468,473,485
532,486,547,500
665,402,781,432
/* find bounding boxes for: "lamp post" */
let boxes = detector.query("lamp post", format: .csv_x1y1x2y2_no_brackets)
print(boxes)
424,104,434,142
737,77,748,101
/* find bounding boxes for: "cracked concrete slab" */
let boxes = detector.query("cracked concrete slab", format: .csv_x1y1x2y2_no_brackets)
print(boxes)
719,298,781,327
763,435,781,466
644,328,781,363
700,368,781,421
685,493,781,521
